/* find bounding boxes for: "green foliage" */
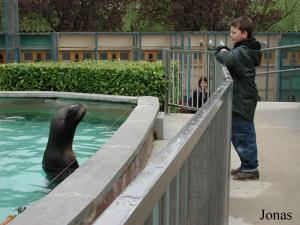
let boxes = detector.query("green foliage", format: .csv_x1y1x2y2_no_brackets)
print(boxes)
0,61,167,102
122,1,174,32
269,0,300,32
20,13,53,32
17,0,295,32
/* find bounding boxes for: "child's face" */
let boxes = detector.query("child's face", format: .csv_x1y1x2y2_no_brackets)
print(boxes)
230,26,248,45
200,80,208,90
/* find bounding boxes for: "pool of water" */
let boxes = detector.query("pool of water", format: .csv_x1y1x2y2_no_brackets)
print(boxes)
0,98,133,221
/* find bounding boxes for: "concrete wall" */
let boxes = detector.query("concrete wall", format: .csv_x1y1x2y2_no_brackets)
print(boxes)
97,35,133,50
59,34,96,50
141,34,171,49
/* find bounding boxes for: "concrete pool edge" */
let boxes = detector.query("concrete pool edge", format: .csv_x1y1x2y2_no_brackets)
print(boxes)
0,91,159,225
0,91,138,104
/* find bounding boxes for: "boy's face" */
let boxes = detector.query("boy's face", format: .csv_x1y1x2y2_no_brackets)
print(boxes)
230,26,248,45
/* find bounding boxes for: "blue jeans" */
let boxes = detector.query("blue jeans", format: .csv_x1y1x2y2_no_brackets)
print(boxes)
232,112,258,170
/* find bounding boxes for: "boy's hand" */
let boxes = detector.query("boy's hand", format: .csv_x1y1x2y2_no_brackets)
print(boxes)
217,46,230,52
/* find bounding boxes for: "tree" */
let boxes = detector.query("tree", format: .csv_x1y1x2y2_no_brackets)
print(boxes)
123,0,283,32
19,0,132,32
18,0,291,32
170,0,283,31
122,0,175,32
269,0,300,31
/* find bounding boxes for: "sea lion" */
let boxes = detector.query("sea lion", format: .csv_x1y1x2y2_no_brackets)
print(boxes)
42,104,86,184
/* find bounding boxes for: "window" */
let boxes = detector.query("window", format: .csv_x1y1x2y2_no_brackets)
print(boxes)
83,52,92,60
45,52,51,61
62,52,71,61
99,51,131,61
143,51,162,62
24,52,33,61
100,52,108,60
120,51,129,60
22,51,51,63
157,52,163,60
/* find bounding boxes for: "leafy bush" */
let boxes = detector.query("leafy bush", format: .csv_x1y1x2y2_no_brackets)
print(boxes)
0,61,167,102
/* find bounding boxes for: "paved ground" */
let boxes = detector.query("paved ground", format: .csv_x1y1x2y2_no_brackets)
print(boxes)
229,102,300,225
153,102,300,225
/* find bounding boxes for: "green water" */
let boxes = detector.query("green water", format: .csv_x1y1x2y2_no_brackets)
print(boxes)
0,98,133,221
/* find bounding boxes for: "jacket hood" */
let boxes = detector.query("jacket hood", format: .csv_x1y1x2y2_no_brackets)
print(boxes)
235,38,262,66
234,38,261,50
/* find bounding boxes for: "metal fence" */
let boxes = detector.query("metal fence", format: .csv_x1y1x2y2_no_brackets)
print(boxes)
163,45,300,111
163,49,224,113
93,55,233,225
258,44,300,102
1,0,20,62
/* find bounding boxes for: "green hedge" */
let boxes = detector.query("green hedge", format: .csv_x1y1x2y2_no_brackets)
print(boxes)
0,61,166,102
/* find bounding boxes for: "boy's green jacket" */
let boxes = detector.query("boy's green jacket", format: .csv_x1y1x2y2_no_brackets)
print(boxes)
215,39,262,121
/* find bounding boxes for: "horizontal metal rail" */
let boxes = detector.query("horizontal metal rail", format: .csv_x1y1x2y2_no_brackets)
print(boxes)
257,67,300,75
261,44,300,51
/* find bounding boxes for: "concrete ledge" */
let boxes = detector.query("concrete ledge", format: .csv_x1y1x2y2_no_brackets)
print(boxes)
0,91,138,104
2,92,159,225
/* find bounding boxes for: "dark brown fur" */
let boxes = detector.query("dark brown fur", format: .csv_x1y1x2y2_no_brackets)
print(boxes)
42,104,86,183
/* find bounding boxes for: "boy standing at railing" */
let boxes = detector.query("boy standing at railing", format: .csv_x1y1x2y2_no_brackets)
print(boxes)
215,16,262,180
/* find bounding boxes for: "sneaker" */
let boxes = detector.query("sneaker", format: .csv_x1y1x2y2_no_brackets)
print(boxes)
231,167,242,175
232,170,259,180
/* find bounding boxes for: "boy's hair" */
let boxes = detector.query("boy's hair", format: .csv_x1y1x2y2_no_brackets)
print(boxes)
230,16,255,38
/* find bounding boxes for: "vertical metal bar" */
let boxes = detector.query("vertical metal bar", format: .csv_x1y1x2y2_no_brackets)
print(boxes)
191,52,195,107
169,176,178,225
181,51,185,106
178,162,187,225
188,128,210,225
207,52,210,98
163,48,170,113
172,51,175,105
277,43,283,101
153,203,159,225
177,51,180,106
95,33,99,61
225,84,233,223
176,173,180,225
164,185,171,225
5,33,8,63
196,52,200,108
158,197,164,225
185,52,189,106
265,35,270,101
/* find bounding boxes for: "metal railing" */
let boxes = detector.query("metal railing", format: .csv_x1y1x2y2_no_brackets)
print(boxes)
258,44,300,102
162,44,300,107
93,55,233,225
163,49,223,113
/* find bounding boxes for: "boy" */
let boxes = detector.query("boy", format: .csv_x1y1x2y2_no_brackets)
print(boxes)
215,16,262,180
